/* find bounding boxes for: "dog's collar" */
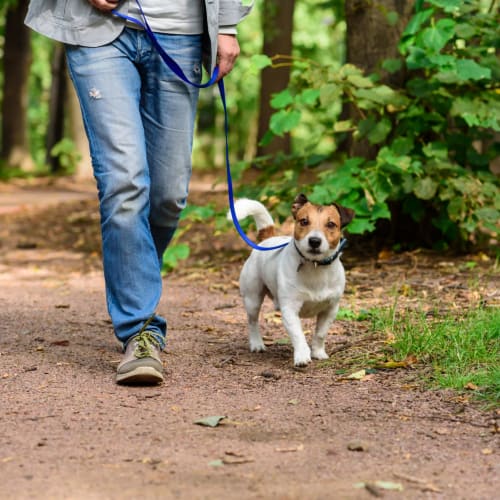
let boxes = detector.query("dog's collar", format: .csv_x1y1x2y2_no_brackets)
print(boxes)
294,238,347,271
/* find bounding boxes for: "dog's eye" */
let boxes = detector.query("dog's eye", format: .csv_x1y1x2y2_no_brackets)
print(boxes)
326,221,337,229
299,218,309,227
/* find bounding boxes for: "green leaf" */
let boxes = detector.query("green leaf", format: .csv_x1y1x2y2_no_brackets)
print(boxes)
454,23,476,39
377,147,412,171
333,120,354,132
405,47,430,70
345,217,375,234
370,202,391,219
296,88,320,106
422,142,448,160
162,243,190,271
355,86,408,109
418,18,455,53
413,177,439,200
269,109,301,135
455,59,492,81
475,207,499,223
181,204,215,221
382,58,402,74
250,54,272,70
390,137,414,156
428,0,462,13
271,89,294,109
194,416,227,427
319,83,341,106
347,74,374,88
367,117,392,144
401,8,434,38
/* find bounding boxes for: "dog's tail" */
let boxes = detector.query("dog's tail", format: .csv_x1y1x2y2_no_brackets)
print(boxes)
228,199,276,241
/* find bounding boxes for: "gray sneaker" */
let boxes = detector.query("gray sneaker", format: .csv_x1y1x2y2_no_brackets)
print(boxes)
116,330,164,385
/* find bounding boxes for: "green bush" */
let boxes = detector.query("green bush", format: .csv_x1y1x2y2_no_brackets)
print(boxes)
237,0,500,250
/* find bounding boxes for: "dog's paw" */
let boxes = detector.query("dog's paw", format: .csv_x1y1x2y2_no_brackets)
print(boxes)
311,348,329,360
249,341,266,353
293,347,312,367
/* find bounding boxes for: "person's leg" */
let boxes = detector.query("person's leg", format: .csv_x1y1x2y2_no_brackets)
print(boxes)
140,33,203,264
65,29,166,349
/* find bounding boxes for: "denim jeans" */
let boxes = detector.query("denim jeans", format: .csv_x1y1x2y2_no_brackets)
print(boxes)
66,28,202,348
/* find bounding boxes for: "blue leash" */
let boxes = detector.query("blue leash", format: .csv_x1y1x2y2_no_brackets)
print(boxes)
112,1,288,252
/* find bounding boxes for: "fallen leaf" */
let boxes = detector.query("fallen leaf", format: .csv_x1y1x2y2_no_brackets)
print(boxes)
288,399,299,405
194,415,227,428
275,444,304,453
374,359,410,369
481,448,493,455
50,340,70,347
355,480,404,494
224,451,245,457
464,382,479,391
347,440,370,452
374,480,404,491
393,472,442,493
208,459,224,467
434,427,450,435
274,338,290,345
222,455,254,465
346,369,366,380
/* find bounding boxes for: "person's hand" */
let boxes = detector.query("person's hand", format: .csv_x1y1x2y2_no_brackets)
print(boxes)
216,34,240,80
88,0,119,11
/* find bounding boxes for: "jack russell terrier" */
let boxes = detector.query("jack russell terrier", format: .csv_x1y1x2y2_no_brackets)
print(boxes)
231,194,355,367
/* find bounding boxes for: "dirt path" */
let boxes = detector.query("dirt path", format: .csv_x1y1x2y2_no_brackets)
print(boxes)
0,180,498,499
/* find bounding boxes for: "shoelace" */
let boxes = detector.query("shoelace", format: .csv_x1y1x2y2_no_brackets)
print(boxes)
133,330,161,359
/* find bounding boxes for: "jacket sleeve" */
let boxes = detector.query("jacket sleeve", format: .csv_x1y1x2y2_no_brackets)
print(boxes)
218,0,253,29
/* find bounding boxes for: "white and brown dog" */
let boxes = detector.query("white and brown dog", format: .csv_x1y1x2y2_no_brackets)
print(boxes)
231,194,355,367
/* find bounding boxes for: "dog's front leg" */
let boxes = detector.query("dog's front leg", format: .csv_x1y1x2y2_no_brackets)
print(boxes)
243,294,267,352
311,303,339,360
281,305,311,366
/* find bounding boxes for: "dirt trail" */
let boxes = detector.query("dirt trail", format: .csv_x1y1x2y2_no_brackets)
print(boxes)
0,179,498,500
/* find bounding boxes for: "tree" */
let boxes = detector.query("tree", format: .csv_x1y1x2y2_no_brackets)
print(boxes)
1,0,34,171
344,0,414,158
256,0,295,157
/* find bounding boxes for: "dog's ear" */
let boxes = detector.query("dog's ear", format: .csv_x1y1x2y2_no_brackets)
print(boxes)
333,203,355,228
292,193,309,218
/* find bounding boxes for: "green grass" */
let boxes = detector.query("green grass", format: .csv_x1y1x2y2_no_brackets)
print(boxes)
372,306,500,407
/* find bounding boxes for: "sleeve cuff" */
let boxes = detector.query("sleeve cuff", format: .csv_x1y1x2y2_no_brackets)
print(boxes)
218,26,238,35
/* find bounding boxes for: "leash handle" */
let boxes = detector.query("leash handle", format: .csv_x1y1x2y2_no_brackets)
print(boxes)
111,1,288,251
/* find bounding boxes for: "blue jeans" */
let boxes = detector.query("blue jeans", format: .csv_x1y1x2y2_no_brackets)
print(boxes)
66,28,202,348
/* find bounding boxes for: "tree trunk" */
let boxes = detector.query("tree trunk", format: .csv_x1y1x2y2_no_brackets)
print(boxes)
256,0,295,157
46,44,67,172
1,0,34,171
344,0,414,158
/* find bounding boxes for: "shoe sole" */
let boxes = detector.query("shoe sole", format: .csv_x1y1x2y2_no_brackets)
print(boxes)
116,366,164,385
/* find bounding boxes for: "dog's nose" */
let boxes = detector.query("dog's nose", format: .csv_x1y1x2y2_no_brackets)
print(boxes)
308,236,322,249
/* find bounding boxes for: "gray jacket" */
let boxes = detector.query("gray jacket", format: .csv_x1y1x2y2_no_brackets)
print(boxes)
25,0,252,74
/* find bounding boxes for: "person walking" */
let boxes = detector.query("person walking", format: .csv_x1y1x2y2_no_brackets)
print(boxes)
25,0,253,384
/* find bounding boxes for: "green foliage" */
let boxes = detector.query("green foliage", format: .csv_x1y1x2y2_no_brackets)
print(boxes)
27,33,54,169
161,204,216,272
238,0,500,249
50,138,81,174
193,0,345,168
372,306,500,407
